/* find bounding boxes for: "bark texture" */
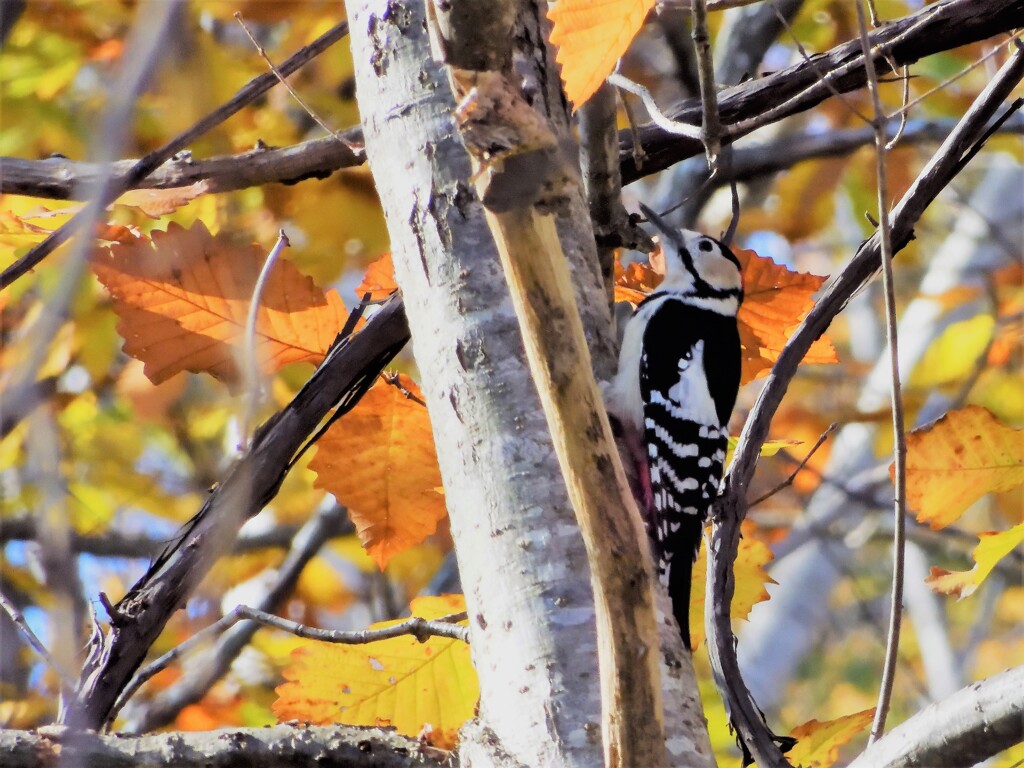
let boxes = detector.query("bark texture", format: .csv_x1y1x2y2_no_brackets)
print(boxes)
344,2,614,765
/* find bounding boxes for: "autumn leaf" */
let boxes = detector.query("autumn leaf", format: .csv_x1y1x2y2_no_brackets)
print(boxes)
91,221,347,384
735,247,837,383
310,375,446,569
613,258,660,305
689,520,774,647
548,0,655,107
273,594,476,750
910,315,995,388
355,252,398,301
786,709,875,768
898,405,1024,529
926,523,1024,599
613,249,837,384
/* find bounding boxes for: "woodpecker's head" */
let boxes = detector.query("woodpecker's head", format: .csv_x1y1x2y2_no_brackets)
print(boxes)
639,203,743,314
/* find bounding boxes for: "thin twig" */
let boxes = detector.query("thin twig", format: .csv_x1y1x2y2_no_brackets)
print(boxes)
690,0,722,169
859,0,908,742
234,12,353,148
767,0,873,125
725,3,944,139
241,229,290,445
0,589,78,694
708,41,1024,768
885,66,911,150
606,74,703,139
381,371,427,406
889,34,1022,123
120,606,469,711
0,20,349,289
749,423,838,507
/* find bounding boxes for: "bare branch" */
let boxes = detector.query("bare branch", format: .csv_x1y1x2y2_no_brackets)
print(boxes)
0,725,438,768
0,20,350,289
705,43,1024,768
114,504,353,731
748,423,837,507
0,132,364,200
0,589,77,694
621,0,1024,183
690,0,723,168
63,296,410,731
848,666,1024,768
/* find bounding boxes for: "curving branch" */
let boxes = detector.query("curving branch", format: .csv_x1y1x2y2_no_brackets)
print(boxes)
705,44,1024,768
846,666,1024,768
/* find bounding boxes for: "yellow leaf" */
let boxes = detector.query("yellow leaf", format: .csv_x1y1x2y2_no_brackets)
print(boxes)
910,315,994,388
92,221,347,384
725,435,803,465
273,595,476,750
547,0,655,107
310,376,447,569
786,708,875,768
926,524,1024,599
690,520,774,647
899,406,1024,529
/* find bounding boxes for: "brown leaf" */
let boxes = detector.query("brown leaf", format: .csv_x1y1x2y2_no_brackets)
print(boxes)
92,221,346,384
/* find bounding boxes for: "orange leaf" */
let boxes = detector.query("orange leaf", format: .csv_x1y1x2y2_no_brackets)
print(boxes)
735,247,837,384
786,709,875,768
689,520,774,647
273,594,476,750
310,375,446,569
926,524,1024,599
612,249,837,384
548,0,655,107
92,221,347,384
355,252,398,301
898,405,1024,529
613,258,660,305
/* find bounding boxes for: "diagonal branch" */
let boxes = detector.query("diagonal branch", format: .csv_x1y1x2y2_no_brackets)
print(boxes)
621,0,1024,183
62,295,410,731
704,42,1024,768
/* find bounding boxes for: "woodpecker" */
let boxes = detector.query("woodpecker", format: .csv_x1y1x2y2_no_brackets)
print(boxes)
605,203,743,650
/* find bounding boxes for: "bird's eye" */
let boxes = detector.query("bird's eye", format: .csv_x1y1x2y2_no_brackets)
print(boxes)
698,240,714,252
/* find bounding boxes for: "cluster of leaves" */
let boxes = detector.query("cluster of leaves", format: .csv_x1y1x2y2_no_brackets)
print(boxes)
1,0,1021,765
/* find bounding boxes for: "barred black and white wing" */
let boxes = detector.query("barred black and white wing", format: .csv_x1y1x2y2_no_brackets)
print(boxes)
640,298,741,648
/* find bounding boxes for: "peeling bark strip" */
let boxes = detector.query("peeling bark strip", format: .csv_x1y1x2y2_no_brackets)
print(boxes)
450,68,665,768
63,297,410,731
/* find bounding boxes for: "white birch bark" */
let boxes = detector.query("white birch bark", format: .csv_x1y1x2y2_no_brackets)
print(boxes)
344,2,609,765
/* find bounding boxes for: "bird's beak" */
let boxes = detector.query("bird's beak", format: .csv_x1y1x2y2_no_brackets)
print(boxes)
638,203,682,248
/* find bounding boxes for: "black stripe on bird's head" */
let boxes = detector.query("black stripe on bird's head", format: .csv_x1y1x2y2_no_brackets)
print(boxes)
638,203,743,303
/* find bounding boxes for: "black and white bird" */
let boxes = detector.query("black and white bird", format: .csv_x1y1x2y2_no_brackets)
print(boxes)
605,203,743,649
